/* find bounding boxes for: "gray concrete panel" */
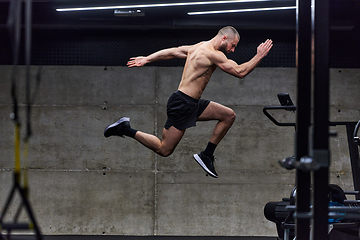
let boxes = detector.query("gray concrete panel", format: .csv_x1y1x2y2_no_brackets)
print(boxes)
0,66,157,106
1,105,156,170
0,106,13,169
330,69,360,109
1,171,155,235
202,68,297,106
156,172,295,236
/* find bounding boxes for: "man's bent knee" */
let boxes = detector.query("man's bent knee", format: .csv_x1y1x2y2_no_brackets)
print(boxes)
231,111,236,121
156,147,175,157
157,149,174,157
226,110,236,124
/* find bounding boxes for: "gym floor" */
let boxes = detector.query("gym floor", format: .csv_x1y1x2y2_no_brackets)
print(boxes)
3,236,277,240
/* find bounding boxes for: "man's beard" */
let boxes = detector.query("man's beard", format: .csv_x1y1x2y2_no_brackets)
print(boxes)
219,42,228,55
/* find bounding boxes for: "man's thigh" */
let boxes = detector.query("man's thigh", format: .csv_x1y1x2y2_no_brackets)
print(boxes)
161,126,186,153
197,101,235,121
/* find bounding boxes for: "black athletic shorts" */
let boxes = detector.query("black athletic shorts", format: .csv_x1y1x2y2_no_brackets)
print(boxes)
164,90,210,130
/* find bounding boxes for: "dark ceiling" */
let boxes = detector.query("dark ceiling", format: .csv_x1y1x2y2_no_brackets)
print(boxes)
0,0,359,67
0,0,359,30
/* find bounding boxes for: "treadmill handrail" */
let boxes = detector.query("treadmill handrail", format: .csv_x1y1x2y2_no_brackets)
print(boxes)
263,105,296,127
354,120,360,141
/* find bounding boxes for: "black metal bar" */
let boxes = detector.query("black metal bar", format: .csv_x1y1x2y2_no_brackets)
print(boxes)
295,0,312,239
328,213,360,220
344,191,360,195
346,123,360,200
1,223,31,230
1,1,41,240
25,0,32,141
0,180,17,221
8,0,21,125
344,200,360,204
312,0,330,238
329,207,360,212
262,106,296,127
17,182,43,240
0,181,43,240
330,121,358,126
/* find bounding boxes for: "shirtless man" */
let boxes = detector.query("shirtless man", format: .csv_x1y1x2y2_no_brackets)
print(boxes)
104,26,273,178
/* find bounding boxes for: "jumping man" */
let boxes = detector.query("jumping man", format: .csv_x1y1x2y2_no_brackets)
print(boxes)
104,26,273,178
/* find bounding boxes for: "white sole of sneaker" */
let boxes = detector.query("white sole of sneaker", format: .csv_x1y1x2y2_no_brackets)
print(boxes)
106,117,130,130
193,154,218,178
104,117,130,137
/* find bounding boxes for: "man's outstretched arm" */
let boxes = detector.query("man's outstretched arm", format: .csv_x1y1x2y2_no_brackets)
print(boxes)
127,45,192,68
212,39,273,79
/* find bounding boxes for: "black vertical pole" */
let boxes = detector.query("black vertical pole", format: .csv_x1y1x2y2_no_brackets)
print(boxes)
295,0,312,239
346,123,360,199
25,0,32,140
312,0,330,238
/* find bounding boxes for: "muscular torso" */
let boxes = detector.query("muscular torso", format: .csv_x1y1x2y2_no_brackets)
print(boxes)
178,41,217,99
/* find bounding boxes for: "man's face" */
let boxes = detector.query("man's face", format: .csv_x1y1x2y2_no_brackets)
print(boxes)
220,36,239,55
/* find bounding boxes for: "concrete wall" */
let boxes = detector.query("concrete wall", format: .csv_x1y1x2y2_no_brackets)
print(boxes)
0,66,359,236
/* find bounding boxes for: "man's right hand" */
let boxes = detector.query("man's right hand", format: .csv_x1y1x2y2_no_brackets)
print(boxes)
257,39,273,58
127,57,147,68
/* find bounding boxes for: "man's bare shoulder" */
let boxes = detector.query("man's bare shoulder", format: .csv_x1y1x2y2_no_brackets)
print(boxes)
188,41,207,52
189,41,221,57
194,42,227,65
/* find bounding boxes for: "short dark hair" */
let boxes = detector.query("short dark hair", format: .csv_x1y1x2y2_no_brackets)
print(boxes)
217,26,240,40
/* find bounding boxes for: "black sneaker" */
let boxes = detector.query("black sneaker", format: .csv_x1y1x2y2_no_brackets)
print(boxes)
104,117,130,138
193,152,218,178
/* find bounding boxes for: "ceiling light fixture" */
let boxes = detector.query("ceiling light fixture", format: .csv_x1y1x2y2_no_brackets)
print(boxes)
114,10,144,17
188,6,296,15
56,0,271,12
